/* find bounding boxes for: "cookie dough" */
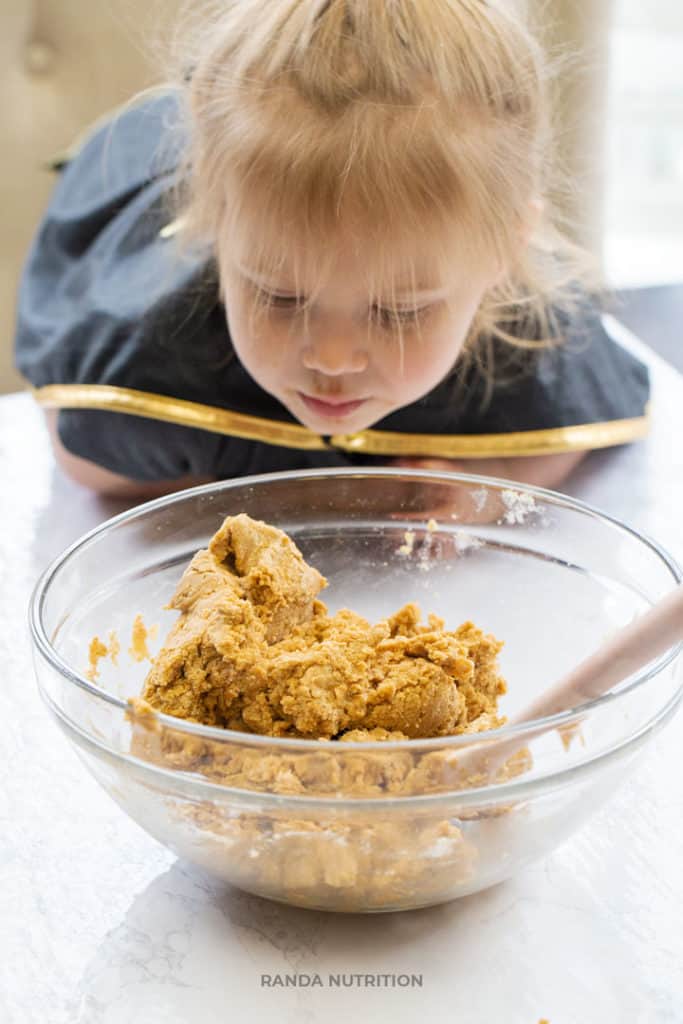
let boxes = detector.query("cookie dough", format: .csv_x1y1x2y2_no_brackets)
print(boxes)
128,513,523,912
140,513,506,740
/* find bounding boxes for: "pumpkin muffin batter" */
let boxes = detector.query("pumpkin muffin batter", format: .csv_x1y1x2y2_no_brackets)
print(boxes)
140,513,506,740
129,514,523,912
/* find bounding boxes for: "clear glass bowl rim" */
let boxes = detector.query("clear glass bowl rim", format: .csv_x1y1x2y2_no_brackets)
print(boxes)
29,467,683,757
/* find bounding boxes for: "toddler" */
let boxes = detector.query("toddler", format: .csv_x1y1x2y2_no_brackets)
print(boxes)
15,0,649,498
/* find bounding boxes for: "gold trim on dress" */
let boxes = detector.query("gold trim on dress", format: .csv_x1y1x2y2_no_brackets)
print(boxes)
33,384,651,458
332,410,651,457
34,384,327,451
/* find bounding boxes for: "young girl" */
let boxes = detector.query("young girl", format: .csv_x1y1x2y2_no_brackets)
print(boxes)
15,0,649,499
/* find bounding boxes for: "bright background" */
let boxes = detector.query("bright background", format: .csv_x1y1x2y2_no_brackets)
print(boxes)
605,0,683,286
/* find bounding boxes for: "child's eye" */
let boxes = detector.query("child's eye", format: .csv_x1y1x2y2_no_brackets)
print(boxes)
256,289,304,310
371,305,430,330
271,294,303,309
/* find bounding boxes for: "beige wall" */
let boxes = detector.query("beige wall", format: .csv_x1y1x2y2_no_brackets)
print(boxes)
1,0,181,393
2,0,612,394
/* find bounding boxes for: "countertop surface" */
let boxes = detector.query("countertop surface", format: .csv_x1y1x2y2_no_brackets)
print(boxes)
2,320,682,1024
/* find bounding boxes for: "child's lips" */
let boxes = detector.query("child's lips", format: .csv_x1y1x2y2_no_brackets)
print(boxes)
299,393,368,420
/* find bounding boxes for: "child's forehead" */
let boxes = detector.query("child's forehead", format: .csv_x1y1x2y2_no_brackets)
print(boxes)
230,222,458,297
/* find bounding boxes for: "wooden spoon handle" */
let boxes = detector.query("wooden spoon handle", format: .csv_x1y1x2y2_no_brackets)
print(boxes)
510,584,683,727
455,585,683,784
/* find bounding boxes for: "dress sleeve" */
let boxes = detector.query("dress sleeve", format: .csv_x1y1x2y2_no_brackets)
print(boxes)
456,300,651,438
14,94,312,480
15,92,357,480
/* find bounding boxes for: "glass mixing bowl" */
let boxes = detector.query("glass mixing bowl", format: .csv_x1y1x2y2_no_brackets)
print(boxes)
29,469,683,912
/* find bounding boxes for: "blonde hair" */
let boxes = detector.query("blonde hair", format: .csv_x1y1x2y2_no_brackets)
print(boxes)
164,0,597,371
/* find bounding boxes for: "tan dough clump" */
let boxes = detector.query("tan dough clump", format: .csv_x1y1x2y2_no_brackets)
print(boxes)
128,514,524,912
140,513,506,740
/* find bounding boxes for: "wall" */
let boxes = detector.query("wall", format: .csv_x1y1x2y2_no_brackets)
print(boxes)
1,0,181,393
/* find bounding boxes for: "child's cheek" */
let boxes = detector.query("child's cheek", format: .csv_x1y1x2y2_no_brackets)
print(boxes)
391,335,462,401
231,308,290,378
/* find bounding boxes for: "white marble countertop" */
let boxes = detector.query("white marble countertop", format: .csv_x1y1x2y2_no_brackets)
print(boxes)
2,321,682,1024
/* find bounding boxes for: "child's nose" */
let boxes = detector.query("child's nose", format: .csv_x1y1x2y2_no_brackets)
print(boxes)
301,335,369,375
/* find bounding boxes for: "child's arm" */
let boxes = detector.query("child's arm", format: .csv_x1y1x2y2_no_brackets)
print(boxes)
15,93,228,499
45,411,214,499
395,449,587,491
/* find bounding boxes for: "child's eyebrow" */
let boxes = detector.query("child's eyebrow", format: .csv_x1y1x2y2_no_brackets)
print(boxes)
237,266,298,292
237,264,448,303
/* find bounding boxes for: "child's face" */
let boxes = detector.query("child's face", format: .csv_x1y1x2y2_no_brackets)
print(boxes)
220,235,497,435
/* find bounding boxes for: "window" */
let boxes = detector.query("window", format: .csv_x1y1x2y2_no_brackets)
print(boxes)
605,0,683,286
